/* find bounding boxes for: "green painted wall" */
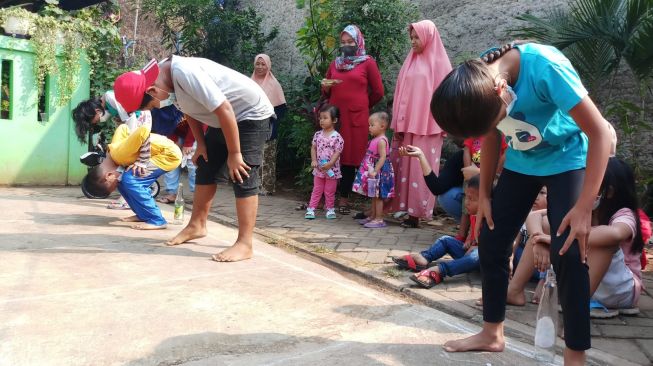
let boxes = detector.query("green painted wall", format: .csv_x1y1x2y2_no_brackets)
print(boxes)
0,35,89,185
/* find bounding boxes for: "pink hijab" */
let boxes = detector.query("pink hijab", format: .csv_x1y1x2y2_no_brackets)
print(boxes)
251,54,286,107
391,20,452,135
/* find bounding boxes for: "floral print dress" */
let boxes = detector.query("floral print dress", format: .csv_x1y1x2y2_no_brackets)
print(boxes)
352,135,395,198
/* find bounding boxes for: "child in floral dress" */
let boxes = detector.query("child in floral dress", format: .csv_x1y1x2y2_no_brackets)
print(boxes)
352,112,395,228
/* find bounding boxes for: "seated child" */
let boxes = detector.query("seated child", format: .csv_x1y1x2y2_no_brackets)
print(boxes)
82,123,181,230
392,175,480,288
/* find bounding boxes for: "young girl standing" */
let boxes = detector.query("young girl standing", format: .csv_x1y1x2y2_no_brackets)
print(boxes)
352,112,395,228
306,105,344,220
430,42,611,365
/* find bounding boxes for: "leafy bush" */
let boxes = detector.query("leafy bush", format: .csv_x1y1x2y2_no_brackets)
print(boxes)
141,0,277,74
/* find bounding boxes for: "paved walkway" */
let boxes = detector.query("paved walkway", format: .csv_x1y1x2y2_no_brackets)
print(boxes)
198,182,653,365
1,187,559,366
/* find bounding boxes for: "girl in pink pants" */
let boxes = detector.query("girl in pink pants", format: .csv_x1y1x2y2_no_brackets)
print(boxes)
306,105,344,220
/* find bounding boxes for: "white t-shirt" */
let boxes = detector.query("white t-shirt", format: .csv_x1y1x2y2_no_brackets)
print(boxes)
170,56,274,127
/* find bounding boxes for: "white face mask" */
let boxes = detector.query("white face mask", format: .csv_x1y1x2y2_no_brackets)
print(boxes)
99,110,111,123
592,194,602,211
158,92,176,108
503,84,517,115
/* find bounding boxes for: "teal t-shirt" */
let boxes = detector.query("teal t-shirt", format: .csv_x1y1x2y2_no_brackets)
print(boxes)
497,43,588,176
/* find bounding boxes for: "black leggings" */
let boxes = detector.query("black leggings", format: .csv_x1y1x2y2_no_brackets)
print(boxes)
339,165,357,198
479,168,590,351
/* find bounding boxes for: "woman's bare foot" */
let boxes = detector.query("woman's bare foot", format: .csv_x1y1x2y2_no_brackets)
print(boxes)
443,331,505,353
165,225,207,246
211,242,253,262
132,223,167,230
506,287,526,306
121,215,143,222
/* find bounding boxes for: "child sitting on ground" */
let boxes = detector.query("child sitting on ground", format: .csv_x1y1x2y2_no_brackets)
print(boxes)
391,174,481,288
305,104,344,220
351,112,395,228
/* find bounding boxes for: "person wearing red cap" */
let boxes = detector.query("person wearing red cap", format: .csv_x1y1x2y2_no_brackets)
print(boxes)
114,56,274,262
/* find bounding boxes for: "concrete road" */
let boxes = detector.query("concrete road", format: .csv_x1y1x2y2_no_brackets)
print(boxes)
0,188,557,366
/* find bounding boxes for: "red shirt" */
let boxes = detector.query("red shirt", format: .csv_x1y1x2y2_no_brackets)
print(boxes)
463,136,508,167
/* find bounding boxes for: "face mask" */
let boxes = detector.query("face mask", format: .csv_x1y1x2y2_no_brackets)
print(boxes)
503,84,517,115
340,45,357,57
592,194,602,211
99,110,111,123
158,92,176,108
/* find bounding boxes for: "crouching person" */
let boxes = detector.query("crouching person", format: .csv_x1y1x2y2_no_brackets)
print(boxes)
82,123,182,229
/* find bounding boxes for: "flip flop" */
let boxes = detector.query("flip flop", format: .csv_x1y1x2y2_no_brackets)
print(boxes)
392,255,428,272
410,270,443,289
107,201,130,209
589,299,618,318
156,195,176,204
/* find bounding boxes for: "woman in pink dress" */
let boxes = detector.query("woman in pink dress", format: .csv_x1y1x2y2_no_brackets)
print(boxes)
390,20,452,227
323,24,384,215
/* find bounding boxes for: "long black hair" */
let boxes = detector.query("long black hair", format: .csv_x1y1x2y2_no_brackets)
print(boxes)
72,98,103,144
597,157,644,255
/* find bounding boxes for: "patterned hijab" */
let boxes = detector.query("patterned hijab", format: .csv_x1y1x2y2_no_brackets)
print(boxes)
335,24,370,71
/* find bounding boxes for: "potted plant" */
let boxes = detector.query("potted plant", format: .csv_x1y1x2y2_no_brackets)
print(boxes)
0,7,35,38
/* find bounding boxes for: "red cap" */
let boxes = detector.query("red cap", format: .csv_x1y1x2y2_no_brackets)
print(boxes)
113,59,159,113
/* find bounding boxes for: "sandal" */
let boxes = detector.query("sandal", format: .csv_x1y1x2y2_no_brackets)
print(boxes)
400,218,419,228
156,194,176,204
107,200,130,210
338,206,351,215
589,299,618,319
392,254,428,272
353,211,367,220
410,270,443,289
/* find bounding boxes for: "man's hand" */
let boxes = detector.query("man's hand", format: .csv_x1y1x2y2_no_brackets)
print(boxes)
193,144,208,165
182,146,193,156
227,152,250,183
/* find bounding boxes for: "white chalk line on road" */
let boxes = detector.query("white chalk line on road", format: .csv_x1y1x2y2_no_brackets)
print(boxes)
210,233,541,361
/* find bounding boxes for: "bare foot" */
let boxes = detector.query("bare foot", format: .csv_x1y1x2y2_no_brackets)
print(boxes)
443,332,505,353
121,215,143,222
211,242,253,262
165,225,207,246
410,253,429,266
506,287,526,306
132,223,167,230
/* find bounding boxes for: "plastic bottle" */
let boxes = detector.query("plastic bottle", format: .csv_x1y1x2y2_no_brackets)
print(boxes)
319,158,335,178
173,183,184,225
534,265,558,362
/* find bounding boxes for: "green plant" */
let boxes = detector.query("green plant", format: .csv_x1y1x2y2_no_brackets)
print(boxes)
295,0,337,77
512,0,653,208
605,99,651,177
513,0,653,94
141,0,278,74
0,2,122,105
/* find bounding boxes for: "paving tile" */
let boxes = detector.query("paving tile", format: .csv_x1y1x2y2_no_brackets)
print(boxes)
597,325,653,339
591,338,651,365
635,339,653,362
624,317,653,327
